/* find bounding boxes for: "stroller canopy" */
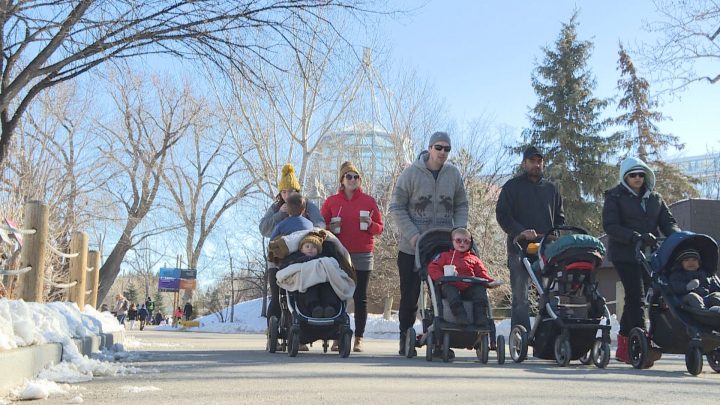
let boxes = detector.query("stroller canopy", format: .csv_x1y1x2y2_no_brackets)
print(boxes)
650,231,719,276
542,234,605,265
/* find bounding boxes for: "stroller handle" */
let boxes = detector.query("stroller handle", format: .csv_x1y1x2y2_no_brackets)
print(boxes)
435,276,489,286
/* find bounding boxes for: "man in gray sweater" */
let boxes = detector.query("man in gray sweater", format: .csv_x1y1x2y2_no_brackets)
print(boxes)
390,131,469,356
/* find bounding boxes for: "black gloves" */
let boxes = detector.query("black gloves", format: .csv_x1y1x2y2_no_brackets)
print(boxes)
640,233,657,247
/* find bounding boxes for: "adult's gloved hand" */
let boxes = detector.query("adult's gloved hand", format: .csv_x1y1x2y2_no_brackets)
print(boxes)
631,232,642,243
640,233,657,247
686,279,700,292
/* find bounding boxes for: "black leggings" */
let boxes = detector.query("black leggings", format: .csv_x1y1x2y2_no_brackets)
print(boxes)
353,271,370,337
614,261,650,336
267,266,281,324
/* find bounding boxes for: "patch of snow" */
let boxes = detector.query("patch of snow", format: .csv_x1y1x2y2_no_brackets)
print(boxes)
120,385,162,393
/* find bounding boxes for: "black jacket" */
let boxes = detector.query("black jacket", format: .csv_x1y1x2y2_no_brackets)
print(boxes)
667,267,720,296
602,184,679,263
496,173,565,250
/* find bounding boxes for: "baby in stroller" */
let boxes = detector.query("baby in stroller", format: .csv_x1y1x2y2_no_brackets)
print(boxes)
269,229,357,357
427,227,499,326
668,248,720,312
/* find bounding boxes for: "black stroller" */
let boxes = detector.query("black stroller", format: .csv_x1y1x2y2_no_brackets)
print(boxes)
403,228,505,364
267,237,355,358
509,225,612,367
629,231,720,375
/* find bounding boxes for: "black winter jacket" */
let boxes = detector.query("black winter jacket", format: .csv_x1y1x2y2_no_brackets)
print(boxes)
496,173,564,251
667,267,720,296
602,184,679,263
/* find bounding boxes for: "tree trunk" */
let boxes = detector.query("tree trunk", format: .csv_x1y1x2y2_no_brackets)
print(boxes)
96,232,133,304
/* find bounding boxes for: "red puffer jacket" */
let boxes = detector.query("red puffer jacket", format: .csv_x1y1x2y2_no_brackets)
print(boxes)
428,250,494,291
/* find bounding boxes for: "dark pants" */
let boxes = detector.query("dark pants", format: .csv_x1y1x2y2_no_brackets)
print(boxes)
398,251,420,333
442,284,489,320
354,271,370,337
300,282,338,311
615,261,650,336
507,250,531,331
267,266,281,324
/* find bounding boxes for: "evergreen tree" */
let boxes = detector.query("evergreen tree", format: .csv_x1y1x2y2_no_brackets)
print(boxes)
613,44,699,203
520,13,617,234
153,291,166,314
125,282,138,304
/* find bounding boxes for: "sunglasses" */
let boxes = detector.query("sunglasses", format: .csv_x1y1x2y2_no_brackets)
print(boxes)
453,238,471,244
432,144,451,152
344,173,360,180
627,172,645,178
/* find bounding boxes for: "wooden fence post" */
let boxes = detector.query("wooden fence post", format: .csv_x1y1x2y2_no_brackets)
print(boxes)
18,201,49,303
88,250,101,309
68,232,89,310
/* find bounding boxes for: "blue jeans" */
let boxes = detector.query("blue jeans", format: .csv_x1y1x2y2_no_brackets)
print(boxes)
508,250,531,331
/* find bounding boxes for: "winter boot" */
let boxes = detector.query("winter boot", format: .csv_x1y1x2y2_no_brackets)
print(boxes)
353,337,364,352
398,332,406,356
331,340,339,351
615,334,630,364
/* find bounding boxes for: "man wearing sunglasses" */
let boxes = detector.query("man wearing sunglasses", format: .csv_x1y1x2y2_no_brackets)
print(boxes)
496,146,565,333
390,131,469,356
602,156,679,364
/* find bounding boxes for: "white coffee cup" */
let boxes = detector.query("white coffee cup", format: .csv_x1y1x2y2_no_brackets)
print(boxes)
443,264,456,277
359,210,370,230
330,217,341,234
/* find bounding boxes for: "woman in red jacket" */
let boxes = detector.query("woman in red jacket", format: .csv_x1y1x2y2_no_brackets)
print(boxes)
321,161,383,352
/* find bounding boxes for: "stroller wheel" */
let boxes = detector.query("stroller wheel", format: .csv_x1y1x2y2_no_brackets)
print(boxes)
476,334,490,364
591,338,610,369
442,332,451,363
628,327,650,369
686,345,703,376
707,349,720,373
288,327,300,357
509,325,528,363
405,328,417,358
267,317,279,353
425,331,434,362
339,329,352,358
554,335,571,367
496,335,506,365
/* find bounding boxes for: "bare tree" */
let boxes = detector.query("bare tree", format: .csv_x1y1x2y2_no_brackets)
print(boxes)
95,70,199,304
641,0,720,92
0,0,388,164
161,93,256,302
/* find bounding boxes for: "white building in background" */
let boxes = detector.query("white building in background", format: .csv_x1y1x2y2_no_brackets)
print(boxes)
305,125,412,204
668,152,720,199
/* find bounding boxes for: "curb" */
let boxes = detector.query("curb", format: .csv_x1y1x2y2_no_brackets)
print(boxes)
0,331,123,397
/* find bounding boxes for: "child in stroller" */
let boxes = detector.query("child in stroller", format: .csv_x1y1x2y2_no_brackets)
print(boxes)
629,231,720,375
509,225,612,368
668,248,720,312
267,230,356,357
404,228,505,364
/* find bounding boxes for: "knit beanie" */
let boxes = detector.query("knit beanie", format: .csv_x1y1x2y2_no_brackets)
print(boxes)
428,131,451,148
300,233,324,255
339,161,361,185
675,248,701,264
278,164,301,193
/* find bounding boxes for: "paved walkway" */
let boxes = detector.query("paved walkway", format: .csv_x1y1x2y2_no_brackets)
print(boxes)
34,328,720,404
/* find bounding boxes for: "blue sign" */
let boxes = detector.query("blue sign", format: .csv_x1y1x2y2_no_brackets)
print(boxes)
159,267,181,279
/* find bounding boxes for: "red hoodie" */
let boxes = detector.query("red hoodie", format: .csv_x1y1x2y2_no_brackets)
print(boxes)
320,189,383,253
428,249,494,291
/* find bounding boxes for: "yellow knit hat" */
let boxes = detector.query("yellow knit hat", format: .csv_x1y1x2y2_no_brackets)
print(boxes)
339,161,361,185
278,163,301,193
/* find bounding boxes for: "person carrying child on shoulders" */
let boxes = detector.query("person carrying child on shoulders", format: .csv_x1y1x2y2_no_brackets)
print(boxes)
427,228,500,326
668,249,720,312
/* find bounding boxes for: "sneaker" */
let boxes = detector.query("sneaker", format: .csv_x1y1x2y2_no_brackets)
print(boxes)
331,340,339,351
299,344,310,352
311,306,324,318
323,306,336,318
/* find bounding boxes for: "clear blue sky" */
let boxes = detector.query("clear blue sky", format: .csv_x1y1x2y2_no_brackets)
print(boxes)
376,0,719,157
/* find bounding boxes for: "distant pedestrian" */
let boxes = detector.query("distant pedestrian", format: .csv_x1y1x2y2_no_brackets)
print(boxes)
154,311,164,326
183,302,193,321
145,296,155,320
113,294,129,326
138,304,150,331
174,306,183,327
127,303,138,329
